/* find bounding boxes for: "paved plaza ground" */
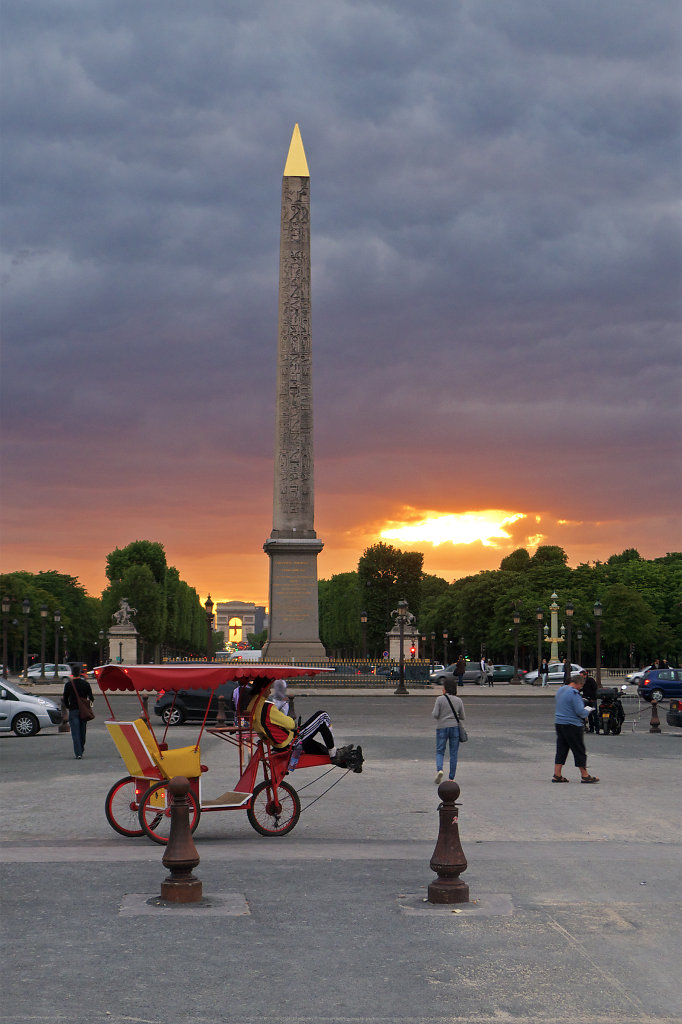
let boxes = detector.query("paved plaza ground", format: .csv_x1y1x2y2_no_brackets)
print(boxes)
1,688,680,1024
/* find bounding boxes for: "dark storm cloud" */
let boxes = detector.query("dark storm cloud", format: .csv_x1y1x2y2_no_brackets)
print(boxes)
1,0,680,584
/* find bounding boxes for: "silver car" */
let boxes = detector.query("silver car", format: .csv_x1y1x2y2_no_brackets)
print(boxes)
524,662,584,685
26,662,73,682
0,679,62,736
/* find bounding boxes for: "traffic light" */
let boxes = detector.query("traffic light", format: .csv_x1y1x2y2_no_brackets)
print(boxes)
410,645,416,658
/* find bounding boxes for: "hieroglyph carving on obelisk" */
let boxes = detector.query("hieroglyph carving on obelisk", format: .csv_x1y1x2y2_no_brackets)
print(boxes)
262,125,326,661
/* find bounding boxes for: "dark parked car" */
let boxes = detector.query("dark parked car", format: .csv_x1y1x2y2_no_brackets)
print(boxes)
637,669,682,704
665,698,682,728
154,683,236,726
491,664,527,683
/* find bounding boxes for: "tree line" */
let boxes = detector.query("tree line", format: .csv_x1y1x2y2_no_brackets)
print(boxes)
1,540,221,671
319,544,682,669
3,540,679,672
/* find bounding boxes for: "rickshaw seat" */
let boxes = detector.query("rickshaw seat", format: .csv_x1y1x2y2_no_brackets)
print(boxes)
106,719,201,781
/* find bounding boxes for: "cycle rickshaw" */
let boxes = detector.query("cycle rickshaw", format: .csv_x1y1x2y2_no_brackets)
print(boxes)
95,663,359,844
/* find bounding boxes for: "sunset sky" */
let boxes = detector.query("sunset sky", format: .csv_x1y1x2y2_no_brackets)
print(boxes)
1,2,680,608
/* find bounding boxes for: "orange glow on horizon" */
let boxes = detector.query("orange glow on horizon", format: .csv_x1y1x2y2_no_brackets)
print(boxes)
380,510,527,548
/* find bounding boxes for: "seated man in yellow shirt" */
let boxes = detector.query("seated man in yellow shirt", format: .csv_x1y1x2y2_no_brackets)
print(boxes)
245,678,363,771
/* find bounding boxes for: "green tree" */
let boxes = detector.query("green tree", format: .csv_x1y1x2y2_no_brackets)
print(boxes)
318,573,362,657
500,548,531,572
357,543,423,656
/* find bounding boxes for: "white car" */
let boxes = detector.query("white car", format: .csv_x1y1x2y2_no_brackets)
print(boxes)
524,662,584,685
625,666,652,684
0,679,62,736
26,663,73,682
428,664,445,679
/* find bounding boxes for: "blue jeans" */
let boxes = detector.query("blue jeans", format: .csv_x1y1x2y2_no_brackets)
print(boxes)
436,727,460,779
68,709,87,757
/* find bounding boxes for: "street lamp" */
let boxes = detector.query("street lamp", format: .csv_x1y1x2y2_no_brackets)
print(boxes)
577,630,583,665
205,594,214,662
53,611,61,681
98,630,105,664
536,607,543,672
22,597,30,680
430,631,436,665
511,608,521,683
39,605,48,681
564,601,574,682
391,599,414,695
2,596,10,679
360,610,367,660
593,600,602,687
442,630,448,668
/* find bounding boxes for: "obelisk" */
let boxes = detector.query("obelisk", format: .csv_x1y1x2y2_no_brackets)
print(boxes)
262,125,326,661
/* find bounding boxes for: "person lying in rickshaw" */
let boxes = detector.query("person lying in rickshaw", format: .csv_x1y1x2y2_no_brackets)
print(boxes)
245,678,363,772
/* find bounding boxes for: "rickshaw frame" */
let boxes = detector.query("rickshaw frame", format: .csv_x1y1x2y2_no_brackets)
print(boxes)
95,662,336,843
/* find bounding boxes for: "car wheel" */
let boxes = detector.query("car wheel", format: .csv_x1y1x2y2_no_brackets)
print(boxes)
161,706,185,726
13,711,40,737
650,688,665,703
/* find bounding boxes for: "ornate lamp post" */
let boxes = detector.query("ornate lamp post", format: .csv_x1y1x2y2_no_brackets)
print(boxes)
391,599,414,696
360,610,367,660
22,597,31,680
39,605,48,681
205,595,214,662
593,600,602,686
2,596,10,679
52,611,61,681
564,601,574,681
430,631,436,665
536,607,543,672
98,630,105,664
577,630,583,666
511,608,521,683
442,630,448,667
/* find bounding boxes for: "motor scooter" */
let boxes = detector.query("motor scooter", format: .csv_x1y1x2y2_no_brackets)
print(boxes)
594,686,627,735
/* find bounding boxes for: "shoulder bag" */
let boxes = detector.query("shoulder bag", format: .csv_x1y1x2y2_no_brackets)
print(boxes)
444,694,468,742
71,679,95,722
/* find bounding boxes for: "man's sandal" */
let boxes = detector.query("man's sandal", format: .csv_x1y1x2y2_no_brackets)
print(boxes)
552,775,569,783
581,775,600,784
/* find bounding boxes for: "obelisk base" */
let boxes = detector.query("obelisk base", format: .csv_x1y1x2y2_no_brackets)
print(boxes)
262,537,327,662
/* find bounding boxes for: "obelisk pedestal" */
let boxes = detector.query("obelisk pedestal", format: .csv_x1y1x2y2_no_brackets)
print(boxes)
262,125,326,662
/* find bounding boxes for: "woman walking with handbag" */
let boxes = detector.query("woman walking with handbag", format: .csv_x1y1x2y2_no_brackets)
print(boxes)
62,663,94,760
432,680,466,783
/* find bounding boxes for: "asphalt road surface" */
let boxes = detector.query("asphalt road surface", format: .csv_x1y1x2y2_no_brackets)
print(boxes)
2,693,680,1024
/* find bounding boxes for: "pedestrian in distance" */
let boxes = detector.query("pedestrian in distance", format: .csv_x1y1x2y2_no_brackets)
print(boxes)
455,654,467,688
553,673,599,784
540,657,549,688
562,658,571,685
486,657,494,687
580,671,599,733
62,663,94,760
432,680,465,784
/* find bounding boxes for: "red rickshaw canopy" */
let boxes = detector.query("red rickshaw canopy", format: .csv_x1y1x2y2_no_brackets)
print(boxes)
94,663,333,694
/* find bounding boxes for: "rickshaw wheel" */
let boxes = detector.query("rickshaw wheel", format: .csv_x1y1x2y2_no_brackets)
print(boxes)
138,780,201,845
105,776,146,838
247,780,301,837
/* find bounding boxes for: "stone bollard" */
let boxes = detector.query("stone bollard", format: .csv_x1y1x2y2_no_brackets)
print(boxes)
160,777,202,903
58,699,70,733
428,780,469,905
649,700,662,734
216,694,226,726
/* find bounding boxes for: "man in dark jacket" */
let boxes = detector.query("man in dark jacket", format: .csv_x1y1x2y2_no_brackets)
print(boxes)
62,664,94,760
580,671,599,733
455,655,467,688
